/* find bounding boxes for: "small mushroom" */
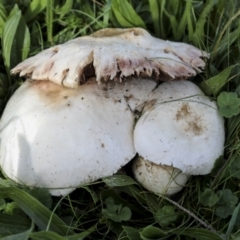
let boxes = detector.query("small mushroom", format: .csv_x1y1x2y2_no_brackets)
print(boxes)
133,156,189,195
133,80,225,195
0,28,209,196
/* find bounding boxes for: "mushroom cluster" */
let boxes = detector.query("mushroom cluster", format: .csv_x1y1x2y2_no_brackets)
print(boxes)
0,28,224,196
133,80,224,195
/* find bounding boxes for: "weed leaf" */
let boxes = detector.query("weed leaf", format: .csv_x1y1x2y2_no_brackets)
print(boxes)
102,197,131,222
217,92,240,118
140,226,166,239
102,175,137,187
122,226,140,240
155,205,177,227
215,189,238,219
199,65,235,95
118,207,132,221
200,189,219,207
1,187,73,236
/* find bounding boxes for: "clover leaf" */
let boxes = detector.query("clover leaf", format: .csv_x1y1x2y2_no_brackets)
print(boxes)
102,197,131,222
215,205,235,219
155,205,177,227
199,189,218,207
229,156,240,179
217,92,240,118
217,189,238,206
215,189,238,219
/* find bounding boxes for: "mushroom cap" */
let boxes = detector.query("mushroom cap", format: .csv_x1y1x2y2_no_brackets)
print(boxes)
134,80,225,175
11,28,208,88
133,156,189,195
0,78,157,196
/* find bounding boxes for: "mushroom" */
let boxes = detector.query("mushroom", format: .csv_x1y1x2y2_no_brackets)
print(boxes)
11,28,208,88
133,156,189,195
133,80,225,195
0,28,209,196
0,78,156,196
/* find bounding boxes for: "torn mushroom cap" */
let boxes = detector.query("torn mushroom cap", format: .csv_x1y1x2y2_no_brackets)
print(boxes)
11,28,209,89
133,156,189,195
0,78,157,196
134,80,225,175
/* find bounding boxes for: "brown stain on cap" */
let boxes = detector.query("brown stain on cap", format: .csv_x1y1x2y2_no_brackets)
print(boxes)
176,103,205,136
27,78,123,106
29,80,78,105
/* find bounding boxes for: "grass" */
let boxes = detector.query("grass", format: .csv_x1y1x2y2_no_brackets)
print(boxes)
0,0,240,239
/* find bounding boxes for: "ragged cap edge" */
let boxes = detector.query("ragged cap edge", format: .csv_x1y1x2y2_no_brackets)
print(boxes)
11,28,209,89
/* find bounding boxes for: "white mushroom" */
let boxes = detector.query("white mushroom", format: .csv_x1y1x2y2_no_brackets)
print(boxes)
133,80,225,195
11,28,208,88
0,28,209,196
0,78,157,196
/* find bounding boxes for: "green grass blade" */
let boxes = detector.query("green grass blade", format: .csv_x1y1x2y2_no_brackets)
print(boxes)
0,2,6,20
199,65,235,95
1,222,34,240
163,10,178,39
150,0,166,38
67,226,95,240
0,2,6,37
173,228,223,240
186,0,194,41
178,0,193,40
30,231,67,240
30,227,95,240
46,0,54,44
102,1,111,27
0,213,31,235
213,9,240,57
226,114,240,142
111,0,146,28
148,0,160,36
1,187,73,236
58,0,73,19
2,4,30,82
0,178,16,187
119,185,159,214
1,5,21,81
20,20,30,61
214,25,240,56
24,0,47,22
192,0,213,46
226,203,240,238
